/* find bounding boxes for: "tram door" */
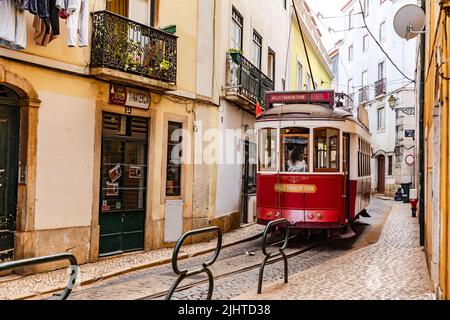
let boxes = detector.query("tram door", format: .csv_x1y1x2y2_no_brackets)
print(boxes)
343,134,350,217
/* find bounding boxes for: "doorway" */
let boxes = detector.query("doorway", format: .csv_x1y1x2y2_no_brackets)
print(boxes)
0,87,20,262
241,140,257,224
99,113,149,257
377,155,386,194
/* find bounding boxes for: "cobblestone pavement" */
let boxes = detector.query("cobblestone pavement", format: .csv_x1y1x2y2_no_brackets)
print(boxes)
0,223,264,300
235,203,433,300
45,197,393,300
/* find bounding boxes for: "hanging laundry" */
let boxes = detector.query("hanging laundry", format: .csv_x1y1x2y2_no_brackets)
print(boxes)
0,0,26,50
56,0,69,19
31,0,60,46
66,0,89,47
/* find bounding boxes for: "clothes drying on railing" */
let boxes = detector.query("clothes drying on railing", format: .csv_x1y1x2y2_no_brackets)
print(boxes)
0,0,89,50
56,0,89,47
0,0,26,50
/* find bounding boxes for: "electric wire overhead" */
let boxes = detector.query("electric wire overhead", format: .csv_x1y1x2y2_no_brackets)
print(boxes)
292,0,316,90
357,0,415,83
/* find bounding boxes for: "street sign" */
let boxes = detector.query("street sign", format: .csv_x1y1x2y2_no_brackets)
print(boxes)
405,130,415,138
405,154,415,166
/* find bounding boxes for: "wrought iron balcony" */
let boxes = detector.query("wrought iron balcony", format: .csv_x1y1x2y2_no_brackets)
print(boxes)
375,78,386,97
224,52,274,112
345,93,354,109
90,11,177,87
358,86,370,105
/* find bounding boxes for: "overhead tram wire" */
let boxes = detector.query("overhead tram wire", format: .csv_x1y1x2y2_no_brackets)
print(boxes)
292,0,316,90
357,0,415,83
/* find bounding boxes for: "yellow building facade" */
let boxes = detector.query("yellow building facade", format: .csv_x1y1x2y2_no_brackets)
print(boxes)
289,0,333,91
0,0,224,270
423,0,450,299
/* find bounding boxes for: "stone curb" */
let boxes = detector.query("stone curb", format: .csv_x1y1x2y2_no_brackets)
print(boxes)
12,228,263,300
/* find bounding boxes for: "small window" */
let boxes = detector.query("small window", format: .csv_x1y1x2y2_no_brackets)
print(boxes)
166,122,183,197
363,34,369,52
364,0,369,16
377,107,386,130
231,8,243,51
314,128,340,172
297,61,303,90
388,155,393,176
379,21,386,41
281,128,310,173
348,45,353,61
252,30,262,69
258,128,277,172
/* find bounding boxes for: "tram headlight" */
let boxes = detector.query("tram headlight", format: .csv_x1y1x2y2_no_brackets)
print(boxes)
316,213,323,220
274,212,281,218
267,211,273,218
307,213,315,220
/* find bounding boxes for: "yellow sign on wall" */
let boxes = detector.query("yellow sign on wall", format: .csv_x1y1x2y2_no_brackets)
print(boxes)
274,184,317,194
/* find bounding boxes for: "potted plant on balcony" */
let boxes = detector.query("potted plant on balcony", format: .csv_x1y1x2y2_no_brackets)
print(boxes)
228,48,243,64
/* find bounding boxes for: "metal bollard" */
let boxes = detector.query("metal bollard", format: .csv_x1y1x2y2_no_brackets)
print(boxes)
257,219,290,294
165,226,222,300
0,253,78,300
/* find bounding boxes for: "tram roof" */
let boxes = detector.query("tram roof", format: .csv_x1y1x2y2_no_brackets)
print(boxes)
257,103,355,121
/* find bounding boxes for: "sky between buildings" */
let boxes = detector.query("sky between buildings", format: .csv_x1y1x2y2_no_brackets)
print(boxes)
305,0,348,51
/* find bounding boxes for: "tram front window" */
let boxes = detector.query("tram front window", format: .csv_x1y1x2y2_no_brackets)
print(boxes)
314,128,340,172
281,128,309,173
258,128,277,172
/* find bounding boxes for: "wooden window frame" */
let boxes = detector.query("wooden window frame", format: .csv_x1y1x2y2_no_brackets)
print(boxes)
161,114,188,203
313,128,340,173
280,133,310,173
258,128,278,173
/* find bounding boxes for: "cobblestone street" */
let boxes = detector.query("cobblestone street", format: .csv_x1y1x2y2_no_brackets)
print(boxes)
236,202,433,300
36,197,397,300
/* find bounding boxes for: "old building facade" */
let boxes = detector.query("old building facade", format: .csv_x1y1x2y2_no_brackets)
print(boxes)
333,0,418,197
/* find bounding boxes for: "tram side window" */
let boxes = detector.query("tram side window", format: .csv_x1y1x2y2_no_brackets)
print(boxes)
314,128,340,172
281,128,310,173
258,128,277,172
358,138,371,177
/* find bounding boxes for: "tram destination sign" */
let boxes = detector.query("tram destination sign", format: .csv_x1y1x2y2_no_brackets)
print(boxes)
266,90,335,108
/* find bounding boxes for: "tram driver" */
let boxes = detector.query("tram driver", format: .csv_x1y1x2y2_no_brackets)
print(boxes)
287,147,308,172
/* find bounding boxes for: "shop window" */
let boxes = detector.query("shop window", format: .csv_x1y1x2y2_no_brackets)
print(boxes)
314,128,339,172
281,128,310,173
258,128,277,172
166,122,183,197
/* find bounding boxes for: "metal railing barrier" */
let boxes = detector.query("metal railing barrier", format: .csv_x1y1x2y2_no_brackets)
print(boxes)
165,226,222,300
257,219,290,294
0,253,78,300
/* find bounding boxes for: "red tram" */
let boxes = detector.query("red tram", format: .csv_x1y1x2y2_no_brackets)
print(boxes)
256,91,371,237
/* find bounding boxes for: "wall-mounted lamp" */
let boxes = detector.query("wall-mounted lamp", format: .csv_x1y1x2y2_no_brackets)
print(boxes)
388,95,398,109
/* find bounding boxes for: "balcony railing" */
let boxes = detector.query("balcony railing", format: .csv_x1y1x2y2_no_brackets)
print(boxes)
225,52,274,109
90,11,177,84
375,78,386,97
345,93,354,109
359,86,369,105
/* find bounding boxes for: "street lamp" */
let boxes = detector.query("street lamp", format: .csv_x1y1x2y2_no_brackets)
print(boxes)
388,95,398,109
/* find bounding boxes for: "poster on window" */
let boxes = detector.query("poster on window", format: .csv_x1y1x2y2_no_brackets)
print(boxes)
129,166,143,179
106,182,119,197
109,164,122,182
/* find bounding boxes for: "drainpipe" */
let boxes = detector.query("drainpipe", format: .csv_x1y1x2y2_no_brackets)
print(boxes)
419,1,426,247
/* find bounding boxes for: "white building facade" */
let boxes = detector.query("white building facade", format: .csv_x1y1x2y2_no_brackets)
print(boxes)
333,0,419,196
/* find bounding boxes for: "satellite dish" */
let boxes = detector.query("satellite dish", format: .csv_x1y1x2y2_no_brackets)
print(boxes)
394,4,426,40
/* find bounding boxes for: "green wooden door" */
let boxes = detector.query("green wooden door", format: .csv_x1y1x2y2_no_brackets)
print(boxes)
99,113,148,257
0,102,19,262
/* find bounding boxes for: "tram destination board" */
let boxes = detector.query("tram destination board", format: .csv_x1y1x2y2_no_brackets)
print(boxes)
265,90,335,109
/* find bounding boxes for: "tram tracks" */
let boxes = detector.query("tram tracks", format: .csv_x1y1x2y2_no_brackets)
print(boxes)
137,238,329,300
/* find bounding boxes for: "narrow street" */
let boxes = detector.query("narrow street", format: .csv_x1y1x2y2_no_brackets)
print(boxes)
35,197,394,300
